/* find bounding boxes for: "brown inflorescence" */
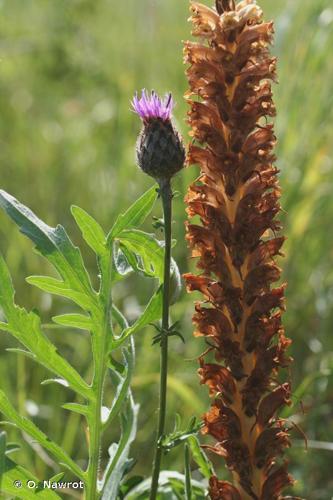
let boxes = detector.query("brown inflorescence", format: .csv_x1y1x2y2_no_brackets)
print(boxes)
184,1,294,499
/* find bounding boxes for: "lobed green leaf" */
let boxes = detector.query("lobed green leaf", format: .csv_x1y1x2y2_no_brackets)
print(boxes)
0,391,85,481
111,305,129,331
113,286,162,348
71,205,107,256
26,276,96,312
1,456,61,498
117,230,164,281
108,185,157,241
0,255,92,401
62,403,89,417
52,313,92,331
0,190,97,310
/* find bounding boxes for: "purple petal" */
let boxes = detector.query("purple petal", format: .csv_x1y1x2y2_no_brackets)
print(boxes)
131,89,174,121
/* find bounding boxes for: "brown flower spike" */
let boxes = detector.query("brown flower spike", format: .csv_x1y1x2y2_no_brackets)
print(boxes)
184,1,294,499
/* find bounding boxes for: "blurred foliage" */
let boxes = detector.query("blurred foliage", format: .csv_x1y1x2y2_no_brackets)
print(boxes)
0,0,333,498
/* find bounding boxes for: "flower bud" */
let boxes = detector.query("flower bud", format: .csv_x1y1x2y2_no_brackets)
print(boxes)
132,90,185,182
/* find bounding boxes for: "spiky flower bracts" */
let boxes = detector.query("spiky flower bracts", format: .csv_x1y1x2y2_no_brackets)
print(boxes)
132,90,185,182
184,1,294,498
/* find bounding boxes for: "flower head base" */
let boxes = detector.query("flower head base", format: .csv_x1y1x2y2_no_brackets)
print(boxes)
132,90,185,183
132,90,174,122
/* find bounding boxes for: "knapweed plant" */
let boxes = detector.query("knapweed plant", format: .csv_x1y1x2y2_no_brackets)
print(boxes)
131,89,185,499
185,0,294,499
0,185,167,499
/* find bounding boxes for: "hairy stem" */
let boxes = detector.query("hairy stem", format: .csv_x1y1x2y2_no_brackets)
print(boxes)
86,253,113,500
149,180,173,500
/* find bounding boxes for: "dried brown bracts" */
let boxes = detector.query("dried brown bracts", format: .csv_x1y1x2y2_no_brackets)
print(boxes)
184,1,294,498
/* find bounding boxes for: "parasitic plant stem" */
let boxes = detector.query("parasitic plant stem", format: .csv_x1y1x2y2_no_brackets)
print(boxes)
184,1,294,499
149,179,173,500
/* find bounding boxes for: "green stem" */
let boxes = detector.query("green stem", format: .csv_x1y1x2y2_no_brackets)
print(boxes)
86,253,113,500
17,355,26,416
149,179,173,500
184,443,192,500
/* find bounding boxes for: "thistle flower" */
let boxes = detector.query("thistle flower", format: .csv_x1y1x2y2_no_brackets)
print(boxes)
132,90,185,182
184,1,294,499
132,89,185,499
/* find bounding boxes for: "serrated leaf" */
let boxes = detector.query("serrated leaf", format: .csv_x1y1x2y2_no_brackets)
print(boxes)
0,190,97,310
1,456,61,498
108,185,157,241
0,391,85,481
62,403,89,417
114,286,162,348
52,313,92,331
117,230,164,281
71,205,106,256
0,256,92,401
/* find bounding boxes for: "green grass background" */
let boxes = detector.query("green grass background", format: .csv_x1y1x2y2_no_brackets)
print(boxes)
0,0,333,498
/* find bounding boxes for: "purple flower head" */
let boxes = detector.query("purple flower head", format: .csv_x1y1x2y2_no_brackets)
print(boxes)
131,90,174,122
